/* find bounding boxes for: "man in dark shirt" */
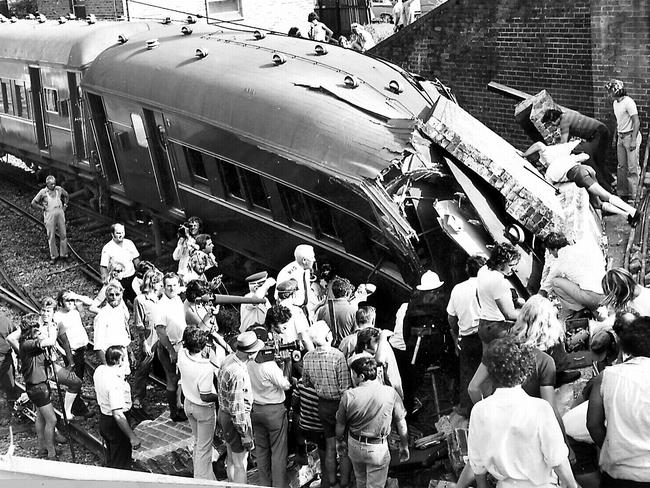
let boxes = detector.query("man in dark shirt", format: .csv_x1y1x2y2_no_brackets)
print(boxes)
0,312,19,417
316,276,357,346
542,107,613,191
335,357,409,488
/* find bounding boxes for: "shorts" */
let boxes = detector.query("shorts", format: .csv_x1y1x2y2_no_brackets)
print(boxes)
302,428,326,451
317,398,340,439
568,438,598,475
26,382,51,408
566,164,597,189
218,407,246,453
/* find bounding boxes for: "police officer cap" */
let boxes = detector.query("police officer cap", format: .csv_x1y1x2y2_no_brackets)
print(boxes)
277,279,298,293
245,271,268,284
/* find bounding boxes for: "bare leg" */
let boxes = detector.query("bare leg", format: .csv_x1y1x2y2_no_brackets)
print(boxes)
39,403,58,457
468,363,490,405
588,184,636,216
35,408,46,450
226,445,248,484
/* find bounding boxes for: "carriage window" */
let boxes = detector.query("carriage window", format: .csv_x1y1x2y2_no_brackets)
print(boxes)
311,198,339,239
183,147,208,181
44,88,58,114
130,113,148,147
278,185,312,227
1,82,14,115
242,170,270,210
15,85,28,118
219,161,245,200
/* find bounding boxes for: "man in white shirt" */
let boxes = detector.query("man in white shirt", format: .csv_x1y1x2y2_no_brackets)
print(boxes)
447,255,485,417
605,79,642,201
93,281,131,365
540,232,605,320
248,347,291,488
94,345,141,469
468,338,578,488
276,244,319,321
391,0,404,32
177,327,218,480
152,272,188,421
100,223,140,304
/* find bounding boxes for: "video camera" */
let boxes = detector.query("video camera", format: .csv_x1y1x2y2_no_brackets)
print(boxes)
177,222,191,239
249,325,301,364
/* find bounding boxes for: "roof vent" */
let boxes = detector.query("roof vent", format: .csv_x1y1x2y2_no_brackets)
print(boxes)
27,14,36,20
86,14,97,24
162,17,172,25
186,15,196,24
344,75,359,88
37,14,46,23
253,30,266,40
195,47,208,58
314,44,328,55
118,34,129,44
67,13,77,20
181,26,192,35
146,39,160,50
0,14,8,23
272,53,286,65
58,16,67,24
10,16,17,23
388,80,403,94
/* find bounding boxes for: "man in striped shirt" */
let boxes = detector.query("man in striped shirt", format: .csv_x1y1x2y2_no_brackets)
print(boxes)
302,321,351,488
292,379,326,467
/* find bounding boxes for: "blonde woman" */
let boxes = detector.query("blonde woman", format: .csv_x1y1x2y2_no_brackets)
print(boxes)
601,268,650,317
512,294,565,354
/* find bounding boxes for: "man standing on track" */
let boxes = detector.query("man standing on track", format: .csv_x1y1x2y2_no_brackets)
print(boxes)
31,175,69,265
100,223,141,305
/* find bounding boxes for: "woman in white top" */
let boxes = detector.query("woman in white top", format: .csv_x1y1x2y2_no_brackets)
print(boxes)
601,267,650,317
172,216,202,275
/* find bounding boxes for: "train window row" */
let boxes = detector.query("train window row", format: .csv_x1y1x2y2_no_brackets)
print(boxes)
0,80,30,119
173,142,342,243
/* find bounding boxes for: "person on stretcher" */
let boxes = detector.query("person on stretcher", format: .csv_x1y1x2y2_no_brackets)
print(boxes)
524,140,639,226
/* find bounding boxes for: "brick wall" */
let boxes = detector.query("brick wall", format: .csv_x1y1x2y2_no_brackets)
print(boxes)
38,0,124,18
371,0,649,156
126,0,314,34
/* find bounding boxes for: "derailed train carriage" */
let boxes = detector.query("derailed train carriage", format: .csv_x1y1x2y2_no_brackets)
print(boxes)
0,17,597,313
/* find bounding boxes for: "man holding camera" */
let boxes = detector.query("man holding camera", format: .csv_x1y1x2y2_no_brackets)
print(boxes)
248,333,292,487
172,216,202,276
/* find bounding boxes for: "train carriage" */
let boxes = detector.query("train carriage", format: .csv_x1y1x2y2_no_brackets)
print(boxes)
0,18,600,316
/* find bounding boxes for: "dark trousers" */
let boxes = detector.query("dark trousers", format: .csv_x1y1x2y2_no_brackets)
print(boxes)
575,123,612,192
0,352,19,403
392,346,417,415
251,403,288,488
601,472,650,488
99,413,132,469
132,343,161,402
458,333,482,416
119,275,137,305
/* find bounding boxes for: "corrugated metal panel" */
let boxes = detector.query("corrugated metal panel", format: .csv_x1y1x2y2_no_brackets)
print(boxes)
0,20,152,68
83,28,433,180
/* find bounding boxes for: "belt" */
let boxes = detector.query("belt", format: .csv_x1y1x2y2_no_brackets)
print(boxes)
26,381,47,388
349,432,386,444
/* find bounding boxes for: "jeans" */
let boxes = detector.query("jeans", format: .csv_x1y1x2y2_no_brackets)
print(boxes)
347,436,390,488
184,398,216,480
617,132,642,199
251,403,288,487
43,208,67,260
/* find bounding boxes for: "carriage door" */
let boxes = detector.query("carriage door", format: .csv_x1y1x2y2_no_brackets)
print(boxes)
28,67,48,151
67,72,85,159
141,109,181,210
